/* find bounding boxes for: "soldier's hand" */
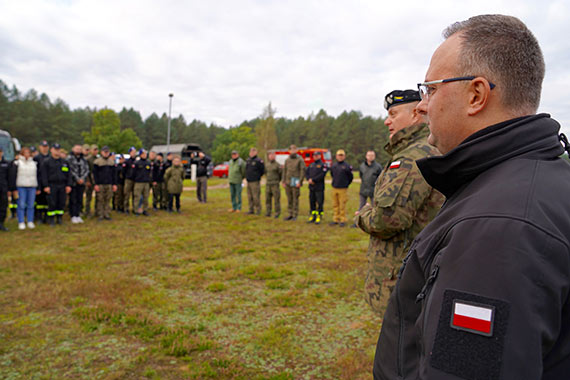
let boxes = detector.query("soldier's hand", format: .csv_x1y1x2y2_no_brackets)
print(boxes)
44,187,50,194
94,185,100,192
65,186,71,194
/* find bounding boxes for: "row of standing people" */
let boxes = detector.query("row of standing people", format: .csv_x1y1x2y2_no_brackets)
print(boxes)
0,142,208,230
226,145,383,226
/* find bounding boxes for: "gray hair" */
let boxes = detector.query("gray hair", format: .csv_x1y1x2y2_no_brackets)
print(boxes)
444,14,544,114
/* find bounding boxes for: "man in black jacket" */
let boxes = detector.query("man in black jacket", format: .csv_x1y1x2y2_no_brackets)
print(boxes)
68,144,89,224
329,149,353,227
33,140,50,223
133,149,151,216
122,147,137,214
305,151,327,224
245,147,265,215
40,143,72,225
373,15,570,380
192,151,211,203
358,150,382,210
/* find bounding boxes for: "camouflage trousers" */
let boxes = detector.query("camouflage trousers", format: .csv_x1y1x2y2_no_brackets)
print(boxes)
331,187,348,223
123,179,135,212
365,249,401,316
133,182,150,213
285,185,300,218
95,185,113,218
113,184,124,210
265,183,281,216
247,180,261,214
152,182,166,209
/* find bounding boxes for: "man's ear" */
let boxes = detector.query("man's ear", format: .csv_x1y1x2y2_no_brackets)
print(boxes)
467,78,491,116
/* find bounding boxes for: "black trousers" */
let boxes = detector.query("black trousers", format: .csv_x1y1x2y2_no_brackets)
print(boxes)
168,193,180,211
309,189,324,213
0,190,7,224
47,184,67,217
69,185,85,217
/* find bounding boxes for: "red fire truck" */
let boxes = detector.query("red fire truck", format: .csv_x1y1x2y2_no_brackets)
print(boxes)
272,147,332,167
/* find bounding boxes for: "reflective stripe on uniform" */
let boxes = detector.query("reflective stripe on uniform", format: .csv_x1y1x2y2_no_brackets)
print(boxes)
47,211,56,216
55,210,64,215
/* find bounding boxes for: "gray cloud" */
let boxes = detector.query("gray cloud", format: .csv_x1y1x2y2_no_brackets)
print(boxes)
1,0,569,135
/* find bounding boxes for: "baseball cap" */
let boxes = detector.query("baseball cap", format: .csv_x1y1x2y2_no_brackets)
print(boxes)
40,140,49,147
52,143,61,149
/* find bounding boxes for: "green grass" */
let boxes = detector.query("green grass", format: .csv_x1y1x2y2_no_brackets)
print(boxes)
0,183,384,379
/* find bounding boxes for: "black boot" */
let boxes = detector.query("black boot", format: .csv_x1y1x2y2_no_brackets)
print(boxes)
48,216,55,226
56,215,62,225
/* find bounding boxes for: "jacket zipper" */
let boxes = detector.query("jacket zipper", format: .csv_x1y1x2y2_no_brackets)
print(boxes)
396,247,415,378
415,265,439,303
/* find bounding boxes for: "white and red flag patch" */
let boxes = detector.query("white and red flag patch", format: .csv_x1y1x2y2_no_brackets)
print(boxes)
389,160,401,169
451,301,494,337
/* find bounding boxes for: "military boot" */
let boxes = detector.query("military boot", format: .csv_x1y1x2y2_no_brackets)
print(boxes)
315,212,322,225
48,216,55,226
307,211,317,223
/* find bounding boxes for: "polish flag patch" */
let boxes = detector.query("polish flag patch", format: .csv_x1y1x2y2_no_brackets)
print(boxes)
389,160,401,169
451,300,494,337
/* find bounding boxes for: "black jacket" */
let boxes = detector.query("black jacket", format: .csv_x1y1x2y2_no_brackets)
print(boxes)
40,156,72,187
134,158,152,183
246,155,265,182
305,159,328,191
123,157,137,181
152,160,166,183
115,163,125,185
93,157,116,185
359,160,382,197
374,114,570,380
330,161,353,189
192,155,211,177
0,158,11,191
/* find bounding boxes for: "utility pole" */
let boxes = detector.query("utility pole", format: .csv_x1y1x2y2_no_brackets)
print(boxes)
167,93,173,153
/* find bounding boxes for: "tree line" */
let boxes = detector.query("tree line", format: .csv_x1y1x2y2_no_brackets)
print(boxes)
0,80,390,166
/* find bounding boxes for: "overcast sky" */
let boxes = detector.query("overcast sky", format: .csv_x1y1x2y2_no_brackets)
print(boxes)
1,0,569,134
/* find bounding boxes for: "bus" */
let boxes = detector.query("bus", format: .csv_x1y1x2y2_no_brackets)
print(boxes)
0,129,21,161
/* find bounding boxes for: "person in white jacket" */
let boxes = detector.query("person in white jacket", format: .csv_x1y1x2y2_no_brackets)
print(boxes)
11,147,39,229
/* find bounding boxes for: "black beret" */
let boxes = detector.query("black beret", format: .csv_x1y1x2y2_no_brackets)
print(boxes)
384,90,421,110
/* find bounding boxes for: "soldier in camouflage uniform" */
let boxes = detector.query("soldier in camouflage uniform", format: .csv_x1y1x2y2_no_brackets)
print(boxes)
281,145,305,221
265,152,282,218
355,89,445,315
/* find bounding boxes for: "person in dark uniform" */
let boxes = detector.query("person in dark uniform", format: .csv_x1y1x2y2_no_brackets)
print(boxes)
133,149,151,216
192,151,211,203
246,147,265,215
329,149,353,227
305,151,328,224
151,152,166,210
40,143,72,225
122,147,137,214
162,152,173,210
0,147,11,231
114,154,126,212
33,140,50,223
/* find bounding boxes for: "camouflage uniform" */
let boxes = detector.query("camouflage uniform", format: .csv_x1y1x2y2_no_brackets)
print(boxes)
282,153,305,219
84,153,96,216
265,159,282,217
355,123,444,315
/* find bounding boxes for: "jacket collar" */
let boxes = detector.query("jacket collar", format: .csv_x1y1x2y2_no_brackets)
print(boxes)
385,123,429,156
417,114,563,198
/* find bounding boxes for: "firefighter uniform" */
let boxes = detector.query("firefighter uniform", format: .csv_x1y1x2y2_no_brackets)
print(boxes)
305,157,328,224
33,149,50,223
40,148,72,225
123,149,137,213
114,159,125,212
151,157,166,210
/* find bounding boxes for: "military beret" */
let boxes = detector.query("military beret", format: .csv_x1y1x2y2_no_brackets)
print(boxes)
384,89,421,110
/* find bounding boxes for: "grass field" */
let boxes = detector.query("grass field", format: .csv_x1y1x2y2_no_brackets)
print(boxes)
0,180,388,380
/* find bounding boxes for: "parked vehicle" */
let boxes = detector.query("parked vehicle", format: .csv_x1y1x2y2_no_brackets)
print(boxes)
272,147,332,167
150,143,208,178
0,129,21,161
212,161,229,178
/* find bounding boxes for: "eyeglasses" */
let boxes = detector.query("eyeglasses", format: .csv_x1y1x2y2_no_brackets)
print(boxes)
417,76,496,100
